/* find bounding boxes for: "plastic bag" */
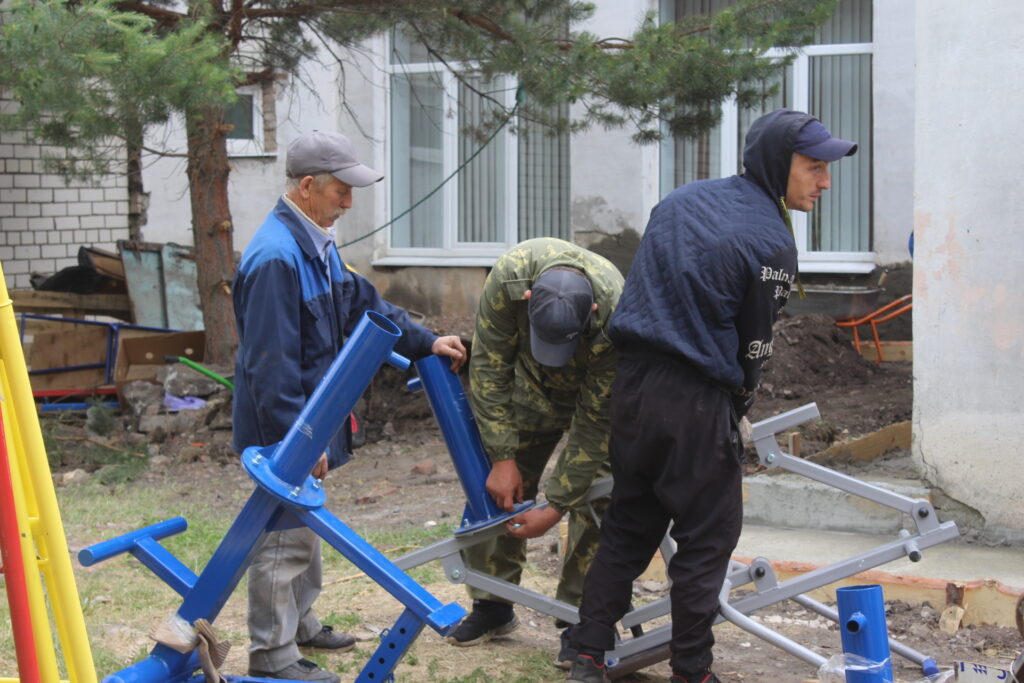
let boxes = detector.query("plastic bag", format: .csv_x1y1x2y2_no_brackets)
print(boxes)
818,654,893,682
817,654,954,683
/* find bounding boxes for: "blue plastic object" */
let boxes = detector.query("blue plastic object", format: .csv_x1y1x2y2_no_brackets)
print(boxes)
836,584,894,682
410,355,534,534
83,311,465,683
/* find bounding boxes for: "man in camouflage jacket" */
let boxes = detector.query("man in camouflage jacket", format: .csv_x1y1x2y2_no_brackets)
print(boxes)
446,238,623,660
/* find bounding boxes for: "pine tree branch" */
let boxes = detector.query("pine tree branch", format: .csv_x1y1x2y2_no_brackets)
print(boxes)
113,1,186,26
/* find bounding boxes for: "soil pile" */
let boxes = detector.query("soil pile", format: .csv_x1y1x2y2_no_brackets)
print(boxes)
760,314,879,401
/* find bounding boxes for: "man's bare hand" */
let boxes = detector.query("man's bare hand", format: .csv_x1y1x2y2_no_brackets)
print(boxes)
485,459,523,512
311,453,329,480
431,335,467,372
506,506,563,539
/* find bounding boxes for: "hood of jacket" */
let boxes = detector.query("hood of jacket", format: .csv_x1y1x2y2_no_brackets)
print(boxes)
741,108,817,205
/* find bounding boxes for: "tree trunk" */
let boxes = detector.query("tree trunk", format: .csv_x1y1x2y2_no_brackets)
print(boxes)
125,118,147,241
185,105,238,366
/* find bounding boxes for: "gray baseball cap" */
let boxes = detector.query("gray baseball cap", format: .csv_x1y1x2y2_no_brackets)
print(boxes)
528,267,594,367
286,130,384,187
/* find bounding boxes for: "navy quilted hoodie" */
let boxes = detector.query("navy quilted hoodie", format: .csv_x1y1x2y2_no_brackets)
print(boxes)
609,109,810,415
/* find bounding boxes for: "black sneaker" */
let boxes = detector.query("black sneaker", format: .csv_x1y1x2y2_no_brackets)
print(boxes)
445,602,519,647
566,654,610,683
554,628,577,670
297,625,356,652
249,658,341,683
672,670,722,683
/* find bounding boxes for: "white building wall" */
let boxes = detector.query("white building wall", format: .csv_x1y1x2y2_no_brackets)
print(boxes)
0,98,130,290
131,0,923,314
871,0,915,266
912,1,1024,532
142,57,382,257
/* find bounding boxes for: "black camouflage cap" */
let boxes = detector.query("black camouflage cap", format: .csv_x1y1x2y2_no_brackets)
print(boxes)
528,267,593,367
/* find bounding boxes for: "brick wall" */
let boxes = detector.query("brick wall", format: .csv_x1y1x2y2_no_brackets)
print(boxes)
0,127,130,290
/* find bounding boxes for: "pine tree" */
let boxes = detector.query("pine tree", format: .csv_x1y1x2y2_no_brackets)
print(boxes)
1,0,837,363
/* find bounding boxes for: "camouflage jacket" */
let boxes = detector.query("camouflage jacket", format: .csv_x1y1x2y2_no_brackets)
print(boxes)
469,238,624,513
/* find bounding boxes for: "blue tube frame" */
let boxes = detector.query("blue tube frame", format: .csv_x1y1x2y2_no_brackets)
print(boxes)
835,584,895,683
81,312,466,683
410,354,533,534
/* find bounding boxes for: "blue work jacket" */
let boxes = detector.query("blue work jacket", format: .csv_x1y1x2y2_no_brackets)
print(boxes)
231,199,437,467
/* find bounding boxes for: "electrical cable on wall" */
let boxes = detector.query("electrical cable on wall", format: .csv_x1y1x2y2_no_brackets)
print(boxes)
338,86,524,249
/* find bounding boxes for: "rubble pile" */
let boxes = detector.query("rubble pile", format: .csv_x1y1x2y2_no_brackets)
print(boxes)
119,362,235,461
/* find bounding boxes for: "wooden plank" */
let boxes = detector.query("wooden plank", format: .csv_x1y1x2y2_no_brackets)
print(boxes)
811,421,912,464
858,341,913,362
9,290,132,320
27,326,109,391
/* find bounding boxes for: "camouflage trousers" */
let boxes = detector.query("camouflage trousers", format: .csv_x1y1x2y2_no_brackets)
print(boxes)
463,427,610,612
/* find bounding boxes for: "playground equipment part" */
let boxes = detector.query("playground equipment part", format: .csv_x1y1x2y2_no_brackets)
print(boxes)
398,356,960,679
78,312,466,683
0,264,98,683
0,404,41,683
406,355,534,534
835,585,897,683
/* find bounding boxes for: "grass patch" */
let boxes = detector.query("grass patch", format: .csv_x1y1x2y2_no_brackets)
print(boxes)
423,648,557,682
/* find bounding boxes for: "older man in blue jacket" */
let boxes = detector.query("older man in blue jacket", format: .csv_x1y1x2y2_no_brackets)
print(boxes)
233,130,465,682
566,109,857,683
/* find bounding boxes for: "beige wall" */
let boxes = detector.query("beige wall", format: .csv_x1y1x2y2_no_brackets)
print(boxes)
912,0,1024,533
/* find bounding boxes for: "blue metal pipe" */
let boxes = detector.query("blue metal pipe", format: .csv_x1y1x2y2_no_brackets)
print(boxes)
101,647,199,683
836,584,894,682
410,355,533,533
267,311,410,487
79,517,188,565
39,401,119,412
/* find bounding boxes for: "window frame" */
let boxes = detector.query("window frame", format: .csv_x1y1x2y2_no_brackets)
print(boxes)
225,84,274,158
658,17,875,273
380,43,524,266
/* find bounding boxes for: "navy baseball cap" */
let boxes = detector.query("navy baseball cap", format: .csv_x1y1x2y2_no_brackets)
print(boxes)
528,267,594,367
287,130,384,187
793,119,858,162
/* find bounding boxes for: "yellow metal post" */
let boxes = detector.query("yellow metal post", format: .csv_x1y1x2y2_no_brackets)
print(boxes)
0,263,96,683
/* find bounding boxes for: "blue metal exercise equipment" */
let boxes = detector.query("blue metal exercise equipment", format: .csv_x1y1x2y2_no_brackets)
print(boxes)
407,355,534,534
80,311,465,682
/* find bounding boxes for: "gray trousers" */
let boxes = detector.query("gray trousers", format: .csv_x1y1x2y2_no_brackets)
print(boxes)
248,526,324,673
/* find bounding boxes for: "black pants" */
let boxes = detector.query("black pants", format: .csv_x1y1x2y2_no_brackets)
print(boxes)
570,350,743,674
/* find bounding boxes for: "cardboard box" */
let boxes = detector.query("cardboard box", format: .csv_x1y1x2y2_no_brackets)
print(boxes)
27,321,110,391
114,330,205,404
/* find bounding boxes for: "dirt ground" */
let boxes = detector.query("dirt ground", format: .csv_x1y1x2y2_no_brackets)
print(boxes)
49,312,1024,682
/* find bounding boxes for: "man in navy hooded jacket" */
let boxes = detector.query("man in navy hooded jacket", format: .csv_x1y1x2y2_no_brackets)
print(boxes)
233,131,466,682
566,109,857,683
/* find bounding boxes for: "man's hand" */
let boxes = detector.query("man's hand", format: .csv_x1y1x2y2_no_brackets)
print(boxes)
432,335,467,372
506,506,563,539
311,453,329,480
485,459,523,512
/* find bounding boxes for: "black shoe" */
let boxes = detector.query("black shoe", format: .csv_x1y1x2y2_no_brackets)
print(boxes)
297,625,356,652
554,628,577,670
445,602,518,647
566,654,610,683
249,658,341,682
672,670,722,683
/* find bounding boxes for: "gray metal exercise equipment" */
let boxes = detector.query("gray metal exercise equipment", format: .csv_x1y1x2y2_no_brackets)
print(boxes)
398,376,960,678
